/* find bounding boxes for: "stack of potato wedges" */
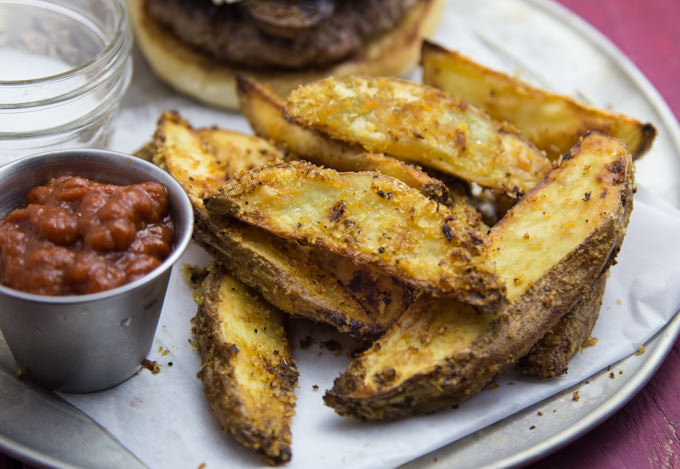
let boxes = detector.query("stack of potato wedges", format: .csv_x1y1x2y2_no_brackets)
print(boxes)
139,40,654,465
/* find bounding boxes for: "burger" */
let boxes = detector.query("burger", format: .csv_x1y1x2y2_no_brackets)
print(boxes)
126,0,446,109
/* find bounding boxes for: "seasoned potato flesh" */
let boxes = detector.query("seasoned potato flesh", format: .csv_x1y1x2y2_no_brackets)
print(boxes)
421,41,656,161
357,298,493,391
487,133,633,301
192,264,297,465
205,161,505,309
519,273,606,378
236,75,452,204
151,111,409,338
285,75,552,194
324,296,496,420
324,133,634,420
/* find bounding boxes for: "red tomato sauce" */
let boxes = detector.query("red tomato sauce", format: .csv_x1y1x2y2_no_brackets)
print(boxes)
0,176,174,295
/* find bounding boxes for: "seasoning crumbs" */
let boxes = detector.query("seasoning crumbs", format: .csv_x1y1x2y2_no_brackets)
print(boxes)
141,359,161,375
321,339,343,356
572,391,580,402
583,337,598,348
299,335,315,349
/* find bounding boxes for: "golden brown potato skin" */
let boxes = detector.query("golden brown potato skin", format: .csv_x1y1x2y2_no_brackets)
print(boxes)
149,110,410,339
205,160,505,309
421,41,657,161
191,264,297,465
236,75,452,205
519,274,607,378
324,133,634,420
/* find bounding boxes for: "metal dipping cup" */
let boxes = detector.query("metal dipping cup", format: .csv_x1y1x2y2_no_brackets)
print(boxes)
0,149,193,392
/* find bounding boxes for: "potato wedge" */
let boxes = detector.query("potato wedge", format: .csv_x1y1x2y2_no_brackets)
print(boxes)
191,263,297,465
285,75,552,194
236,75,452,204
421,41,657,161
152,111,410,338
519,273,606,378
205,161,505,309
324,133,633,420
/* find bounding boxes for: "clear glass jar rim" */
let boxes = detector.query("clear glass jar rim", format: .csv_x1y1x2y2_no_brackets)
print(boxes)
0,30,132,110
0,0,129,87
0,59,132,139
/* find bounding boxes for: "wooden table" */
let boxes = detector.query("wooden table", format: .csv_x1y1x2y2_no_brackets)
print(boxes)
2,1,679,468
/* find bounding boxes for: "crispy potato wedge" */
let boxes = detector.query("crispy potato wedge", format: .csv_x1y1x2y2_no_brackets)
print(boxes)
205,161,504,309
324,133,633,420
421,41,657,161
519,273,606,378
152,111,410,338
285,75,553,194
190,263,297,465
236,75,452,204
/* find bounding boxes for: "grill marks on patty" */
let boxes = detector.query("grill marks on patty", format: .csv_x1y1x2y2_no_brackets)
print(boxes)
146,0,417,69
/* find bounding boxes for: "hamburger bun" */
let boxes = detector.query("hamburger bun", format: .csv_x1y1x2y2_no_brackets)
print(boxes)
126,0,446,109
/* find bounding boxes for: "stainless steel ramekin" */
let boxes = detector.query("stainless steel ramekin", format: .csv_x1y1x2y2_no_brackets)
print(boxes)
0,149,193,392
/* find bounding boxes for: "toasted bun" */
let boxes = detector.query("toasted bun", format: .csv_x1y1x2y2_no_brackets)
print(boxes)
126,0,446,109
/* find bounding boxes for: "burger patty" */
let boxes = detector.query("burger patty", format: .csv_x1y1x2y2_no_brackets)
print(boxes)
146,0,418,69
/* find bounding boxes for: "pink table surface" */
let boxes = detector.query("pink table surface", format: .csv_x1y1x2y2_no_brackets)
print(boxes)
2,1,680,468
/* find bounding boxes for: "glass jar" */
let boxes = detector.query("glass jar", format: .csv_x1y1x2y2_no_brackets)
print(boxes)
0,0,133,164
